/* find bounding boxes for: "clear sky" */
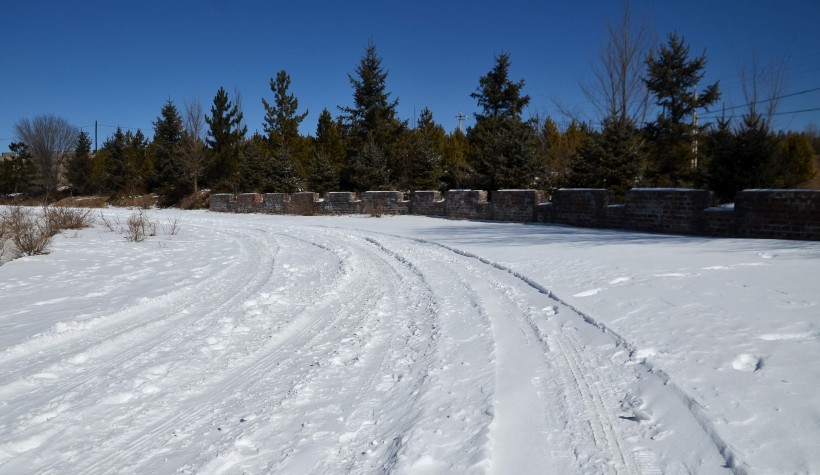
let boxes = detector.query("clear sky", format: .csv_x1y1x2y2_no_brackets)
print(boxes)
2,0,819,152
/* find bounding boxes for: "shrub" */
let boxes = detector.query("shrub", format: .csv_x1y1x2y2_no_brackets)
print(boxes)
0,206,96,261
1,206,55,256
43,206,95,231
124,210,157,242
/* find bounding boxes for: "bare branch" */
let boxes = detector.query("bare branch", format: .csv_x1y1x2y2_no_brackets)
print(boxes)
580,1,654,128
13,115,78,194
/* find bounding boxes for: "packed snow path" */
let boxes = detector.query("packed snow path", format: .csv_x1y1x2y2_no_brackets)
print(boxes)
2,210,817,473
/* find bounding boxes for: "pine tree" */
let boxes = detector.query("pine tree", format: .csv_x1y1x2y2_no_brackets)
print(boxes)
66,131,93,195
643,32,720,186
151,100,184,195
307,109,345,192
408,108,445,190
315,109,346,168
339,41,405,190
306,150,340,193
206,87,247,191
100,128,128,194
239,134,301,193
263,70,308,148
569,119,645,199
125,130,150,193
346,135,390,191
733,112,777,191
0,142,36,194
261,70,311,186
704,116,738,201
467,53,541,190
471,53,529,122
441,129,469,190
775,133,817,188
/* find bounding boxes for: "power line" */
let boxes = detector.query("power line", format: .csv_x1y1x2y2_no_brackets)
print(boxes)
711,86,820,113
770,106,820,116
699,86,820,121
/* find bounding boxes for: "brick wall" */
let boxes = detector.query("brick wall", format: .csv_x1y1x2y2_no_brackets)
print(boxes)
549,189,610,227
210,188,820,241
492,190,542,222
445,190,491,220
734,190,820,240
361,191,409,215
410,191,445,216
318,192,361,215
624,189,714,234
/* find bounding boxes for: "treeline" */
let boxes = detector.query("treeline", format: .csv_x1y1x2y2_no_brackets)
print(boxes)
4,35,818,205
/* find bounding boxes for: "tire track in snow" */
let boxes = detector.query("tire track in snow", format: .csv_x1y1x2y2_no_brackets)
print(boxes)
334,228,729,474
77,227,442,474
1,217,732,473
0,223,296,472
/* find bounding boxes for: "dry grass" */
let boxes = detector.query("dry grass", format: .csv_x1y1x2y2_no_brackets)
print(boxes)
98,210,178,242
124,210,158,242
178,190,211,210
0,206,92,259
110,194,158,209
43,206,95,230
52,196,109,208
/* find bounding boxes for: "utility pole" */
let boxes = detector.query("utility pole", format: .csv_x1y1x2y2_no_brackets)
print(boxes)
455,112,466,133
692,90,699,169
94,120,98,154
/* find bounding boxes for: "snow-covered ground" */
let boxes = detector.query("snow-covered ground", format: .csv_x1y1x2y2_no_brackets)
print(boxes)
1,208,818,474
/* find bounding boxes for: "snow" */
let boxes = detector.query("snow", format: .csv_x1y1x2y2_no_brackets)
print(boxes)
1,208,819,474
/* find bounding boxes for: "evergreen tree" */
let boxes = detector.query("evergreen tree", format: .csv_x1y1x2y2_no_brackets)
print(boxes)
471,53,529,122
535,117,589,193
408,108,445,190
643,32,720,186
238,134,269,193
734,112,777,192
239,134,301,193
100,128,128,194
568,119,645,199
315,109,346,169
261,70,311,185
775,132,816,188
125,129,150,193
206,87,247,191
151,100,184,195
66,131,93,195
339,41,405,190
306,150,340,193
346,135,390,191
441,129,469,191
467,53,541,190
263,70,308,148
704,116,737,201
306,109,345,192
0,142,36,194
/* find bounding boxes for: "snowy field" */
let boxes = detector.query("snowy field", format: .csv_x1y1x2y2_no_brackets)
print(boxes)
1,208,818,474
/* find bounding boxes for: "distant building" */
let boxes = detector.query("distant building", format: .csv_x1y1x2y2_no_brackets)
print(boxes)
0,152,16,162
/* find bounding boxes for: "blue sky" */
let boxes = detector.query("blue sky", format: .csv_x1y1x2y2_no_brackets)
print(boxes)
2,1,819,152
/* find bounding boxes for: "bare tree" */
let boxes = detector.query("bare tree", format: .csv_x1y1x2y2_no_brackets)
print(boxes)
179,98,206,193
581,1,654,127
739,54,788,129
13,114,78,195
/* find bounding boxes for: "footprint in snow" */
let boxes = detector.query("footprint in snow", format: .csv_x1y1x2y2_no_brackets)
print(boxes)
609,276,631,284
731,353,762,372
542,306,557,316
